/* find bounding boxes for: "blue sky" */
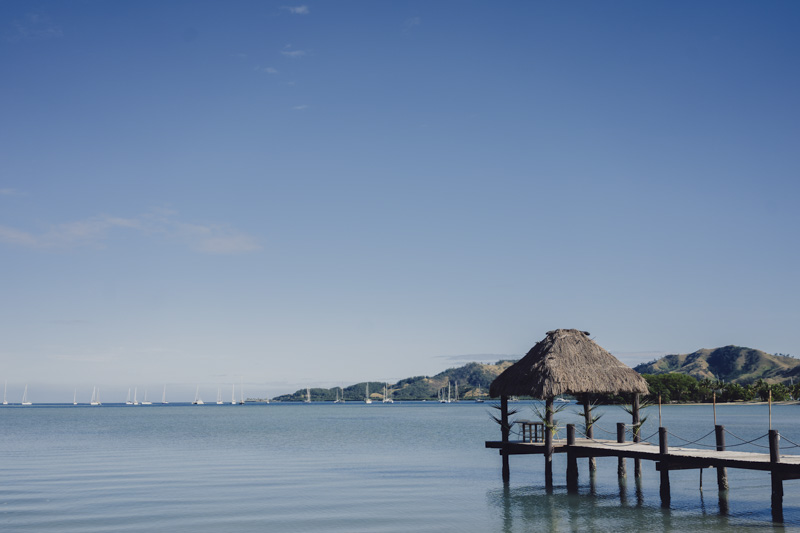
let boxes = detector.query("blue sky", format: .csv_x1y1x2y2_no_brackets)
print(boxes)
1,1,799,402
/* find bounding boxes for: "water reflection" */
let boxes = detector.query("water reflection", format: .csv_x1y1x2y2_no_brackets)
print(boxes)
487,483,784,533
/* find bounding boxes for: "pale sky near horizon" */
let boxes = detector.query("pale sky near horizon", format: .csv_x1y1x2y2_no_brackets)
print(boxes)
2,1,799,402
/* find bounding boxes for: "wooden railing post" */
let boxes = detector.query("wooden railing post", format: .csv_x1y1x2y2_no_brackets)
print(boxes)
659,427,670,507
617,422,626,478
770,429,783,523
567,424,578,493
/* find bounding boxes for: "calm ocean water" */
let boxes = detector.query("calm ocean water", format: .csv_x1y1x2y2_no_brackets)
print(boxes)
0,401,797,532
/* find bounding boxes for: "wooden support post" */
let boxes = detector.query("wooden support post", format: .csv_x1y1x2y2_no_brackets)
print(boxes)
770,429,783,523
715,425,729,491
632,393,642,478
545,397,554,491
501,395,510,483
582,393,596,472
566,424,578,493
659,427,670,507
617,422,626,479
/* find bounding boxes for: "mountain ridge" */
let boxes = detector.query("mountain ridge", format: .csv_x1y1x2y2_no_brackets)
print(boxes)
633,345,800,385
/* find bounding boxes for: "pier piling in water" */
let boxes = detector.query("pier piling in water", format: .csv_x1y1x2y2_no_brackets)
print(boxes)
501,396,510,483
715,425,729,491
770,429,783,523
659,427,670,507
566,424,578,493
544,397,554,491
616,422,626,479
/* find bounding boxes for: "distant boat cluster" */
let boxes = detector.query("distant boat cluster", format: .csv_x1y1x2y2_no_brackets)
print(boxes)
2,379,491,405
3,381,32,406
0,382,254,406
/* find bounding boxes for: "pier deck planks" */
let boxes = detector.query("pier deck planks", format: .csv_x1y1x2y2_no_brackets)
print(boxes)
486,438,800,476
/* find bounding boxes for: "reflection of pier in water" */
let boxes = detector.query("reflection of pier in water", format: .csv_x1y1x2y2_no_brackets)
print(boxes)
488,473,735,532
487,423,799,522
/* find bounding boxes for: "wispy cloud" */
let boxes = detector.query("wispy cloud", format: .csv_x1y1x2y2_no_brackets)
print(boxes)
283,6,310,15
7,12,63,42
0,188,21,196
292,104,309,111
168,219,261,254
254,66,279,74
49,319,91,326
611,351,670,367
0,225,38,247
404,16,421,32
281,50,307,59
436,353,520,363
0,209,261,255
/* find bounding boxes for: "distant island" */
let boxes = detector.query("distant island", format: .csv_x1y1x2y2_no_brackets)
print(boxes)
269,345,800,403
634,345,800,403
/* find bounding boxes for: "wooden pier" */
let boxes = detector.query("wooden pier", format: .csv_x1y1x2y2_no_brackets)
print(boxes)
487,424,798,522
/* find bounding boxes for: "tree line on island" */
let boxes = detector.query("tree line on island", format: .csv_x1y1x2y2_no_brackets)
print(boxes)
271,345,800,403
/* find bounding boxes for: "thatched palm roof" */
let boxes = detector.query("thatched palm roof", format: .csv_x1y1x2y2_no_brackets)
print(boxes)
489,329,649,399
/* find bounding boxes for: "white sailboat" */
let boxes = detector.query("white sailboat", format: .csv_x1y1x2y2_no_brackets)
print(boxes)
21,384,32,405
192,385,204,405
334,387,343,404
364,383,372,404
304,387,311,403
454,381,459,402
239,379,245,405
231,384,236,405
439,382,450,403
474,386,485,403
382,383,393,403
162,385,169,404
126,388,133,405
73,389,78,405
216,386,224,405
3,381,7,405
90,386,101,406
141,388,152,405
133,387,139,406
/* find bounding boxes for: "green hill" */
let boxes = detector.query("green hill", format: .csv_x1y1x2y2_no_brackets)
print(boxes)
633,345,800,385
273,360,516,402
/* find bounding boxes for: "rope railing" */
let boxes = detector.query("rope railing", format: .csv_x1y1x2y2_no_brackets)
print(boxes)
574,427,652,448
639,430,660,443
722,428,771,449
778,434,800,449
590,423,621,436
664,428,718,448
507,419,800,454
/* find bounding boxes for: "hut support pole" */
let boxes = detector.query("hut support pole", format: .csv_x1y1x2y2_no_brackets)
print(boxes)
566,424,578,493
770,429,783,523
501,395,510,483
659,427,670,507
582,393,596,472
632,393,642,478
545,397,554,490
616,422,626,478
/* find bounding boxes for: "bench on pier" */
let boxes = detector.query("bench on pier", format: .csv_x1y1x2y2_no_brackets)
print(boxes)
516,419,544,443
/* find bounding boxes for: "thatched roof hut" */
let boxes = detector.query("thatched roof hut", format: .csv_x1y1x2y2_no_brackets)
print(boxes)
489,329,649,399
